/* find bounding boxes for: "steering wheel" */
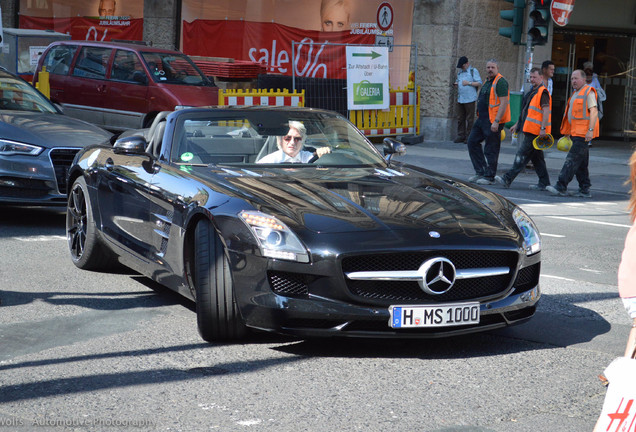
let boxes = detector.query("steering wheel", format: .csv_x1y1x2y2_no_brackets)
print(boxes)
308,153,319,163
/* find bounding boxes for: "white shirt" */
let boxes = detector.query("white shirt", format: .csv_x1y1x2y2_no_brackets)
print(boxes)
455,67,481,103
257,149,314,164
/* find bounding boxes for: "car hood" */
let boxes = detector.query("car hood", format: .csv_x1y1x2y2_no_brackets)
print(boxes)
200,164,517,240
0,111,112,148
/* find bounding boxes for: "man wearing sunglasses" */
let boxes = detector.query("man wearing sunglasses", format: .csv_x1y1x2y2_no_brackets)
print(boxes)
257,121,331,163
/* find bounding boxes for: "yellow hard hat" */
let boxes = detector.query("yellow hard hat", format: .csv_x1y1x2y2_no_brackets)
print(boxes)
556,135,572,152
533,134,554,150
500,129,506,141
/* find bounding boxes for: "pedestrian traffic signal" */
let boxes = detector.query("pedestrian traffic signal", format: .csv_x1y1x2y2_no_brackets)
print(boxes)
528,0,551,45
499,0,525,45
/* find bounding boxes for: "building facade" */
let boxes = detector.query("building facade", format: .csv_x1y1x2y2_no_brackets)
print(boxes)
1,0,634,140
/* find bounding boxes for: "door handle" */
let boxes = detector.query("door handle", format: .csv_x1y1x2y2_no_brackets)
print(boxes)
97,84,107,92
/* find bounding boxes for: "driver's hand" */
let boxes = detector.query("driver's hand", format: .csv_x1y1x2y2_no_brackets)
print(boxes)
315,147,331,158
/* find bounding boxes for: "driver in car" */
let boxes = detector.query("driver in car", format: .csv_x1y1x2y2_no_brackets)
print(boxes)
257,121,331,163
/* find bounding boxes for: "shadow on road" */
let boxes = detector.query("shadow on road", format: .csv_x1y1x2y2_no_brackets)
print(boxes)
0,205,66,238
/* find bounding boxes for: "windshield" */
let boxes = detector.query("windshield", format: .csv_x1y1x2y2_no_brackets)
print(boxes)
141,52,209,85
0,76,57,113
170,110,387,167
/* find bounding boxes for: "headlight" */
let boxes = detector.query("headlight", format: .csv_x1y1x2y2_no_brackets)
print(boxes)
0,140,44,156
239,211,309,263
513,207,541,255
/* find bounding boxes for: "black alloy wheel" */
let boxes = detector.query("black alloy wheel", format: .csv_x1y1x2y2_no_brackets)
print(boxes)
66,176,116,270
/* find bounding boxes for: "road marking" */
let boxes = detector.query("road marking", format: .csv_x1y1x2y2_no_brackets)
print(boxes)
13,235,66,242
546,216,632,228
579,268,603,274
541,274,576,282
514,197,549,203
521,203,555,208
541,233,565,238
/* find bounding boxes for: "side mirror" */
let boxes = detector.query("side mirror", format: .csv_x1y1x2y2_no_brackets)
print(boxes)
383,137,406,164
113,135,148,155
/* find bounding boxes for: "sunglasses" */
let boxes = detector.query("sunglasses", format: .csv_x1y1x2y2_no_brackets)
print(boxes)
283,135,303,143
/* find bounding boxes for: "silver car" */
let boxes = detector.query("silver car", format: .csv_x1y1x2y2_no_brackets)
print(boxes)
0,68,112,205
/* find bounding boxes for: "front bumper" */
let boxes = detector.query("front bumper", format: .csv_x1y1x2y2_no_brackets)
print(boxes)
0,148,78,205
228,249,541,339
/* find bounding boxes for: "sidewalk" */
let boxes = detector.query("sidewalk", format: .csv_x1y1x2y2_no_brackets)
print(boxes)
393,137,636,198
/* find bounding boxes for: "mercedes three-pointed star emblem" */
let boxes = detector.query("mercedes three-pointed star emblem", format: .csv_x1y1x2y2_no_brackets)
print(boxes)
417,257,457,295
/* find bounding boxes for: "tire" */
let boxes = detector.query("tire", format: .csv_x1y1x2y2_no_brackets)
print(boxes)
66,176,118,270
193,220,246,342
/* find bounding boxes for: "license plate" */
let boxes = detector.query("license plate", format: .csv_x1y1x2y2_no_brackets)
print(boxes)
389,303,480,328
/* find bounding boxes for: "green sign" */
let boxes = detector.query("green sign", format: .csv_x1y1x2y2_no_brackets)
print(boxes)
353,80,384,105
346,46,389,110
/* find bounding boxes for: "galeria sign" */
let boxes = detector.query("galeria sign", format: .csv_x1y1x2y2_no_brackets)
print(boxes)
346,46,389,110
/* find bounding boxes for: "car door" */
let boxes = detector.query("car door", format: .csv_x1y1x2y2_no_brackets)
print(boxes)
37,44,78,104
95,148,175,264
64,46,113,127
102,49,150,130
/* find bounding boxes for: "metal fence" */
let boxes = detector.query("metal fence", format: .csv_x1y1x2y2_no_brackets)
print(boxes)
289,42,417,119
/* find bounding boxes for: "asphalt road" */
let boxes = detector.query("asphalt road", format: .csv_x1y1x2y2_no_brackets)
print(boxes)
0,141,633,431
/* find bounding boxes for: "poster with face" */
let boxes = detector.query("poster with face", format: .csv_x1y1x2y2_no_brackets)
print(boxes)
181,0,413,83
19,0,144,41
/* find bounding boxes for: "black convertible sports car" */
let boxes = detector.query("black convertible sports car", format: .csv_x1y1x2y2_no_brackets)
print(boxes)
66,107,541,341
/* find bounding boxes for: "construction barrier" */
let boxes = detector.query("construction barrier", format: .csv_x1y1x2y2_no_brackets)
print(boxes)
349,86,420,137
218,88,305,107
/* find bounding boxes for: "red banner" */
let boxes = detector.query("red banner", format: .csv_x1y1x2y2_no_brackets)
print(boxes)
19,16,144,42
183,20,374,79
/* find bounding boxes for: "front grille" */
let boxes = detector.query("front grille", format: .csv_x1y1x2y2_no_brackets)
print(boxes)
342,251,519,304
268,271,310,297
511,263,540,294
49,148,80,195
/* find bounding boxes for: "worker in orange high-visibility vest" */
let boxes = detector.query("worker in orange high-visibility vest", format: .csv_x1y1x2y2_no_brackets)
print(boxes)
546,69,600,199
466,59,510,185
495,67,551,191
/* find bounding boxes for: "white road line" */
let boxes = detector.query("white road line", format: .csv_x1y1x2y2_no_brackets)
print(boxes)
541,233,565,238
546,216,632,228
521,203,556,208
579,268,603,274
541,274,576,282
13,235,66,242
513,197,549,203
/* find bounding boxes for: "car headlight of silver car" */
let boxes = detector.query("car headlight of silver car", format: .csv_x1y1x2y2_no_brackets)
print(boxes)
0,139,44,156
239,211,309,263
513,207,541,255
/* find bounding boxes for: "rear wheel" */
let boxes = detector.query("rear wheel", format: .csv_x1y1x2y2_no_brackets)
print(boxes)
193,220,246,342
66,176,118,270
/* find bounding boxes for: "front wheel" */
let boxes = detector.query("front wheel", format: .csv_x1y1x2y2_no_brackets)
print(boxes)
193,220,247,342
66,176,118,270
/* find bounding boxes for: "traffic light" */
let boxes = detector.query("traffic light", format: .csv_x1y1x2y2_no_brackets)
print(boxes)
499,0,525,45
528,0,551,45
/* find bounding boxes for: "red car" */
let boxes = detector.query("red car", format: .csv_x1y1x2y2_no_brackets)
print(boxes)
33,40,218,131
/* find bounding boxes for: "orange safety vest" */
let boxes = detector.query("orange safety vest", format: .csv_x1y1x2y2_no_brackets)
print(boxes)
522,85,551,135
488,73,511,124
560,84,599,138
